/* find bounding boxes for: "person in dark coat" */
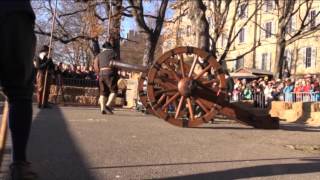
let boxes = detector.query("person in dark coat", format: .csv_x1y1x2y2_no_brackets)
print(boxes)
0,0,38,179
34,45,54,108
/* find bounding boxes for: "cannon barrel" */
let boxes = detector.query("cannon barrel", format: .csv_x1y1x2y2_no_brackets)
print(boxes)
109,60,148,73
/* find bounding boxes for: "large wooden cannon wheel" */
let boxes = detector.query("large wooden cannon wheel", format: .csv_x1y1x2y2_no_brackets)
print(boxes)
147,47,226,127
137,73,158,115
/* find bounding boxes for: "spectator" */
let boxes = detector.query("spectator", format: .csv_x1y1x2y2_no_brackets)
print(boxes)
243,85,252,100
264,81,273,106
283,79,294,102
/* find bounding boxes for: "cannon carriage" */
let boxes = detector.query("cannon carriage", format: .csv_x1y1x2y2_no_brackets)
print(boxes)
110,46,279,129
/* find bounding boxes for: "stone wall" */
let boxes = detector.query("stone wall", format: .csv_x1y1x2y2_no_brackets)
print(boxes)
49,85,99,106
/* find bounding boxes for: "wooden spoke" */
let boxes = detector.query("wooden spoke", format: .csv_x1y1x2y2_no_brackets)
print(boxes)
152,94,167,109
188,55,198,78
155,88,178,97
160,69,180,81
195,99,210,113
153,78,177,89
195,64,212,80
162,92,180,110
175,96,185,119
187,98,194,120
179,54,186,78
157,94,166,104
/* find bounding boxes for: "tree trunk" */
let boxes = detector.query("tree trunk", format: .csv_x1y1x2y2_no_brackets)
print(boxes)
195,0,210,52
274,39,286,78
143,34,157,66
108,0,122,60
273,2,287,79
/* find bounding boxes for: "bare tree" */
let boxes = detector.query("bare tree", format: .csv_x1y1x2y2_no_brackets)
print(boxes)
273,0,320,78
128,0,169,66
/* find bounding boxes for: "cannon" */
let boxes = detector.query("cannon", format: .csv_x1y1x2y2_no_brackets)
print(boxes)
110,47,279,129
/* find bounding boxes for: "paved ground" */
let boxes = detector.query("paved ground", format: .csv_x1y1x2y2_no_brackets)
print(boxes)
1,105,320,180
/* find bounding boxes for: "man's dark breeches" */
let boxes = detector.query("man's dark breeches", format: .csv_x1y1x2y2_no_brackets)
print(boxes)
0,12,36,161
99,73,117,97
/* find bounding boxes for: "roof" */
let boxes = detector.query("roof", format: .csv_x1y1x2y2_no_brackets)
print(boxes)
235,67,273,76
230,72,258,78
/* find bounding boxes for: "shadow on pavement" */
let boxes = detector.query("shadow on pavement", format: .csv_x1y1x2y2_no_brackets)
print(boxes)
89,156,318,170
28,106,95,180
160,158,320,180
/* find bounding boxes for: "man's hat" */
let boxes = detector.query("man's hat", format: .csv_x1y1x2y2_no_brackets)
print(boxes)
40,45,49,53
102,41,113,49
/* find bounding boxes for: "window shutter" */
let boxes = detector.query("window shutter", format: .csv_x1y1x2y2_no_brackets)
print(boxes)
307,12,311,28
291,17,296,32
312,47,317,68
272,21,275,37
316,10,320,26
243,28,246,43
261,54,264,69
272,0,275,10
257,54,262,69
261,24,265,39
287,50,292,69
269,53,272,71
302,48,306,68
246,3,249,18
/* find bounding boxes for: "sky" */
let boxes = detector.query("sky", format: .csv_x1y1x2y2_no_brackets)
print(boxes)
32,0,175,39
121,1,174,37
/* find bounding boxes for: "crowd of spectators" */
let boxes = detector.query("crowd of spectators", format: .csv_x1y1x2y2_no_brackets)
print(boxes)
230,75,320,107
54,62,97,80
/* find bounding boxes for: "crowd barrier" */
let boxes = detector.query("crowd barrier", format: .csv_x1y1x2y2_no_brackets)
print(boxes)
283,92,320,103
231,91,320,109
230,92,267,109
53,78,98,87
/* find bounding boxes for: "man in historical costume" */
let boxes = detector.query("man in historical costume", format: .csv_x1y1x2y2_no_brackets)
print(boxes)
35,45,54,108
0,0,38,179
94,41,118,114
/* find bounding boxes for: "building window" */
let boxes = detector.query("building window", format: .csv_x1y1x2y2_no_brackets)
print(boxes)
305,47,312,68
265,22,272,38
235,57,244,70
283,50,292,70
310,10,317,28
238,3,247,19
186,25,191,36
221,34,227,48
261,53,269,70
239,28,245,43
264,0,273,12
177,28,182,38
286,18,293,33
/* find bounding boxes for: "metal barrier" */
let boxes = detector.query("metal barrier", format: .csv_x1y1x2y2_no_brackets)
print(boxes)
283,92,320,102
53,78,98,87
230,92,267,109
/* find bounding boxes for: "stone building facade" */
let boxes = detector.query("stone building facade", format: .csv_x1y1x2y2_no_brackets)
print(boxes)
163,0,320,77
120,30,163,65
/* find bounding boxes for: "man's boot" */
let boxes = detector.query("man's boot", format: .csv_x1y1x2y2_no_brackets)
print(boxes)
99,96,106,114
106,93,115,114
